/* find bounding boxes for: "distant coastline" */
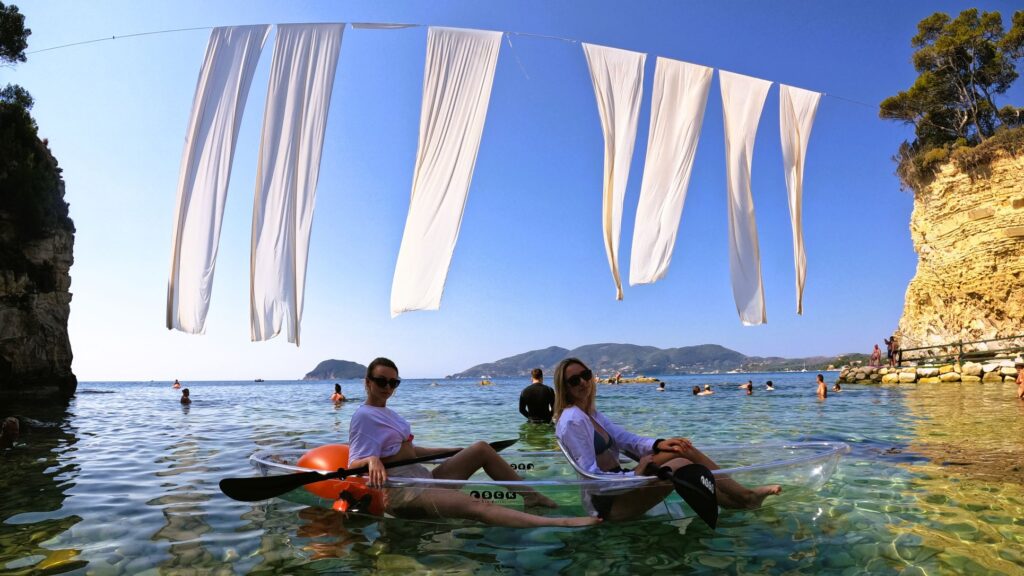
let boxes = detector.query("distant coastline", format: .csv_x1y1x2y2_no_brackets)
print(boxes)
444,343,866,379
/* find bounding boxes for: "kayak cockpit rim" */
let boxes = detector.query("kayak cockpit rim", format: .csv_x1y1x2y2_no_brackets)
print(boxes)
249,441,850,489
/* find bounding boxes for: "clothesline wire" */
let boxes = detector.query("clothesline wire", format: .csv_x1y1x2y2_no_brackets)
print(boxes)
26,25,214,54
25,22,877,109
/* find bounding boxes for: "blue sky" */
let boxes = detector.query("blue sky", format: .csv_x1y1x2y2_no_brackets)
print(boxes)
10,1,1023,380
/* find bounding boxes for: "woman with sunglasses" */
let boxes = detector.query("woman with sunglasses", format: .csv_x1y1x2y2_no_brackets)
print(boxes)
554,358,781,521
347,357,599,527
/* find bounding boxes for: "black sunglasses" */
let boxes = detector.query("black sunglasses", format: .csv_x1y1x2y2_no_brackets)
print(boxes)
368,375,401,390
565,369,593,388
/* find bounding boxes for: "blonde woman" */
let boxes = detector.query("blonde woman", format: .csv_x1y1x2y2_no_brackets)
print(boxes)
553,358,780,522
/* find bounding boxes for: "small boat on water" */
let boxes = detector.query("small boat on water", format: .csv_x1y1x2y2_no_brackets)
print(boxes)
248,441,849,525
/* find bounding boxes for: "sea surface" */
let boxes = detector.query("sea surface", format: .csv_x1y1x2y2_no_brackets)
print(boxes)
2,373,1023,575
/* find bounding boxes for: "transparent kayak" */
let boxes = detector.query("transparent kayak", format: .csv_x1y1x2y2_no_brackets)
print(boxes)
249,441,849,525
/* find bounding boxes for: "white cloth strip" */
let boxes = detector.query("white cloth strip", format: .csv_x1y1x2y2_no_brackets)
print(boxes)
779,84,820,315
251,23,344,344
167,25,270,334
719,70,771,326
390,27,502,317
630,58,712,286
582,43,646,300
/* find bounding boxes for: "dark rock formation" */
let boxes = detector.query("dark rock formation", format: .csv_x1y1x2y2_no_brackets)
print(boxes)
303,359,366,380
0,99,77,401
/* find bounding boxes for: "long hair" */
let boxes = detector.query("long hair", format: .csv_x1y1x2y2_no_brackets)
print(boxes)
553,357,594,419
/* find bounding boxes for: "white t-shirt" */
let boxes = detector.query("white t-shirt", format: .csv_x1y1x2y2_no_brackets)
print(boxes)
348,404,413,461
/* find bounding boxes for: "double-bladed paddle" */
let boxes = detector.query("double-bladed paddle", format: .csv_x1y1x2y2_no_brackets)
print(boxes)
220,439,518,502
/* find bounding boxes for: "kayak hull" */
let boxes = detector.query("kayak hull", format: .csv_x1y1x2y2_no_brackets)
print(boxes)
249,441,849,524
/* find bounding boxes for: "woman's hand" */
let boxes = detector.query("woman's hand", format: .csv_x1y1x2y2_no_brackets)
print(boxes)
659,437,693,454
636,454,656,475
366,456,387,487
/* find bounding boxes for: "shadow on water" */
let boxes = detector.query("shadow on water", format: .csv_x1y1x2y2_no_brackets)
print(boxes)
0,402,84,575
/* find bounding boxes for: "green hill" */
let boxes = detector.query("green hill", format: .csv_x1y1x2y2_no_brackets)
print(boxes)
448,344,865,378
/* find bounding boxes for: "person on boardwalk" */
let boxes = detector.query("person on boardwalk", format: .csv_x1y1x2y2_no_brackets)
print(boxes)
870,345,882,367
885,335,900,368
347,357,597,527
553,358,780,520
180,388,191,405
1015,357,1024,400
519,368,555,424
816,375,828,399
331,383,347,404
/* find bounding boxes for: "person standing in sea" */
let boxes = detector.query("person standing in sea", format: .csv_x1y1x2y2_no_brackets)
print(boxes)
816,375,828,399
519,368,555,424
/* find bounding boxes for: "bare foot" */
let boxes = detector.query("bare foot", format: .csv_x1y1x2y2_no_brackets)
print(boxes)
554,516,601,527
744,485,782,509
523,492,558,508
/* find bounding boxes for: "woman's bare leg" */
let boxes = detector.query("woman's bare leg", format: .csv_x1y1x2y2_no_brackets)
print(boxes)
431,441,557,507
604,456,691,521
403,490,598,528
648,453,745,509
676,446,781,509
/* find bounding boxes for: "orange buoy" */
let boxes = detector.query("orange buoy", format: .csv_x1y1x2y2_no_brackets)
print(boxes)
297,444,385,515
297,444,350,500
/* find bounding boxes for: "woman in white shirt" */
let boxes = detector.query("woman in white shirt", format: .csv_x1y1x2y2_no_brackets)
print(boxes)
347,357,599,528
554,358,780,521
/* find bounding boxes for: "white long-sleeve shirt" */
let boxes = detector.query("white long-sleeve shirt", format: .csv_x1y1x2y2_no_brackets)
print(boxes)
556,406,657,476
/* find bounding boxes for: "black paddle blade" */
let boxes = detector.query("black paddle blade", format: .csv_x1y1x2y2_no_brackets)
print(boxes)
671,464,719,529
488,439,518,452
219,469,335,502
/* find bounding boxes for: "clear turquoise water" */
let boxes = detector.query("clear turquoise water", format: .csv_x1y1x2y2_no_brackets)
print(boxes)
2,373,1023,574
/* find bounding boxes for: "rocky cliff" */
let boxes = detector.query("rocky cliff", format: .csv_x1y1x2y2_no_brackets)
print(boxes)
0,103,77,401
897,153,1024,350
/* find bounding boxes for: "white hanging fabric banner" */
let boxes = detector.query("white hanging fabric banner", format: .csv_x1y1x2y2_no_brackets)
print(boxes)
167,25,270,334
582,43,645,300
719,70,771,326
630,58,712,285
390,27,502,317
251,23,344,344
779,84,820,315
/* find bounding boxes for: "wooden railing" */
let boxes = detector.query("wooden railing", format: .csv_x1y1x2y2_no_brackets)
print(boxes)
896,334,1024,367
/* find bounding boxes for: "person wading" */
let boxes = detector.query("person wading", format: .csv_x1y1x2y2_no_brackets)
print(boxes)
519,368,555,424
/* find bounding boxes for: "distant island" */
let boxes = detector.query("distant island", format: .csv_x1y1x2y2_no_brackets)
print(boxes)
447,344,867,379
303,359,367,380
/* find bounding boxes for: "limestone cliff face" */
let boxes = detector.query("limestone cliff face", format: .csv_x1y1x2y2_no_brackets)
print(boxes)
0,142,77,401
897,153,1024,350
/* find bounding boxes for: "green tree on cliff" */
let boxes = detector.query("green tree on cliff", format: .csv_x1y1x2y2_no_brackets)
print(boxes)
0,1,29,63
880,9,1024,189
0,1,73,250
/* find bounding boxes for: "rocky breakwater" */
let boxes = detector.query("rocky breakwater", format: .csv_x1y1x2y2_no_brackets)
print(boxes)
0,103,77,401
838,357,1020,385
897,153,1024,350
